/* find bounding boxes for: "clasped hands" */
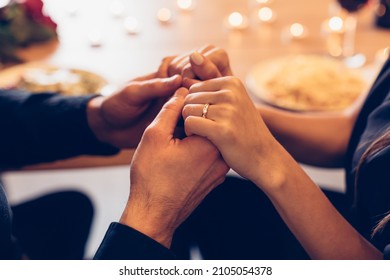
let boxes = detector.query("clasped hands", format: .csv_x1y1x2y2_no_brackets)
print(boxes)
89,45,280,248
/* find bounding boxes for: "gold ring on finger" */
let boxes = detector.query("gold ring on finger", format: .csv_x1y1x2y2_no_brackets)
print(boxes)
202,103,210,119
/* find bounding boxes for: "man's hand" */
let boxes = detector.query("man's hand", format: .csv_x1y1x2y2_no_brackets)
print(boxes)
167,44,233,81
87,72,182,148
120,88,229,248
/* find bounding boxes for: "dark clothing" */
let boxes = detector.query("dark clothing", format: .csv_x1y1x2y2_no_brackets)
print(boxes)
0,183,19,259
11,191,93,259
385,245,390,260
0,89,118,169
0,90,115,259
345,58,390,249
172,176,311,260
172,58,390,260
94,223,175,260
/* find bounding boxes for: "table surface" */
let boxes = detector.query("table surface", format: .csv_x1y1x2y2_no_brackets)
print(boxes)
4,0,390,170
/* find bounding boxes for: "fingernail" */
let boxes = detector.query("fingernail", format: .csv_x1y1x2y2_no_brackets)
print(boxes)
190,51,204,66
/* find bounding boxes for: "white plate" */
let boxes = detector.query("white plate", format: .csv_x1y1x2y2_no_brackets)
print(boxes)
0,62,107,95
246,55,369,112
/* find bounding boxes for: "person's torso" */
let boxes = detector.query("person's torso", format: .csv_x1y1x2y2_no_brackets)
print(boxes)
345,58,390,249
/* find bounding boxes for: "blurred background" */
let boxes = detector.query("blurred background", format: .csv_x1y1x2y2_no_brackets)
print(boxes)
0,0,389,258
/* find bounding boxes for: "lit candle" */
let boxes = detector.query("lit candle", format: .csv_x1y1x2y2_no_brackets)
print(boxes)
157,8,173,24
88,30,103,47
227,12,248,30
255,0,273,5
177,0,195,12
257,7,275,23
322,16,345,57
328,16,344,32
124,17,139,35
0,0,10,9
289,23,308,39
109,0,125,18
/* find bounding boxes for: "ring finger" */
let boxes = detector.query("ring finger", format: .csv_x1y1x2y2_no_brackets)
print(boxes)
183,103,226,122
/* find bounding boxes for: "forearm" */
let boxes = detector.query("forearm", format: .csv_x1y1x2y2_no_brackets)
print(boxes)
255,149,382,259
257,104,357,167
0,90,118,169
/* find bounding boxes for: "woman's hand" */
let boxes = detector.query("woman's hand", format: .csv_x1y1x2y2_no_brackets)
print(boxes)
166,44,233,80
182,76,288,190
121,87,229,248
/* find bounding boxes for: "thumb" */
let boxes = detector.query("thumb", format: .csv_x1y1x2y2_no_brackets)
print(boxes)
151,87,189,135
127,74,182,104
190,51,222,80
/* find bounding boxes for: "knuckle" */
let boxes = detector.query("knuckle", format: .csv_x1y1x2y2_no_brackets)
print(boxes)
189,83,201,94
184,115,194,126
197,139,217,157
230,76,243,87
217,48,229,60
162,55,175,64
143,126,158,141
182,105,191,118
183,116,195,134
216,160,229,175
182,66,195,79
204,65,219,77
208,145,220,158
218,125,234,139
221,106,234,119
167,64,178,76
219,89,235,103
123,82,140,94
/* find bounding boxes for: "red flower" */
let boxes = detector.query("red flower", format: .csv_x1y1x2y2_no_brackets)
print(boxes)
21,0,57,30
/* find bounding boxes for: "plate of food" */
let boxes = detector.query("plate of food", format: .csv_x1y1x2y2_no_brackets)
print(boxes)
0,62,107,96
246,55,368,112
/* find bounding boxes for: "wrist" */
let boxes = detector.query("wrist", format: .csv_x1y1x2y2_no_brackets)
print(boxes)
86,96,111,145
120,197,175,248
251,142,292,194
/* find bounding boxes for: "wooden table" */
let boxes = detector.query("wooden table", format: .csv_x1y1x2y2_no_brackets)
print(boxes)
4,0,390,170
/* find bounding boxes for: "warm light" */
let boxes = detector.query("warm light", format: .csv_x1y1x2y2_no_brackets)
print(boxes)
290,23,304,38
328,16,344,32
226,12,248,30
157,8,172,23
88,31,102,47
256,0,272,4
124,17,139,34
228,12,244,28
258,7,274,22
109,0,125,18
0,0,10,9
177,0,194,11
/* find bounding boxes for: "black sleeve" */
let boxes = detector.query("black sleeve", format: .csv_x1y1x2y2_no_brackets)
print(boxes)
384,244,390,260
93,223,176,260
0,89,119,169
